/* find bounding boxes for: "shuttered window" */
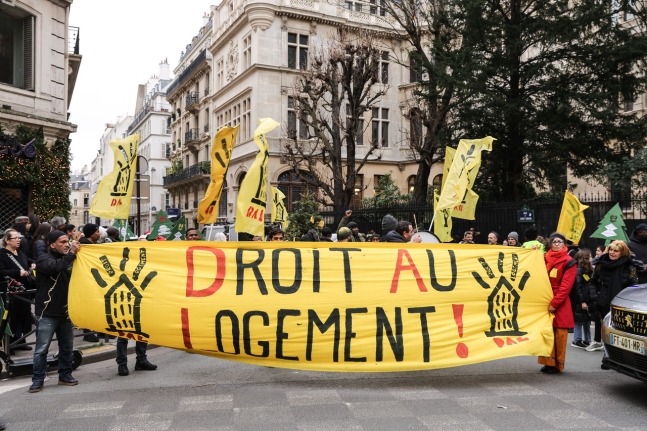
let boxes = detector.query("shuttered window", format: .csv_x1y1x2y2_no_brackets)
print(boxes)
0,9,34,90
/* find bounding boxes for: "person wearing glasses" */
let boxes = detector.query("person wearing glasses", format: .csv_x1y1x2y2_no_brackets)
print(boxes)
0,228,36,354
538,232,577,374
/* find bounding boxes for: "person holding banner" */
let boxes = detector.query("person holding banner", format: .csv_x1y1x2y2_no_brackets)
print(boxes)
538,232,577,374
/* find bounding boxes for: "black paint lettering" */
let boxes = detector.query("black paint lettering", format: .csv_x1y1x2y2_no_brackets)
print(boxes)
345,308,368,362
376,307,404,362
215,310,240,354
306,308,340,361
272,249,302,294
330,248,361,293
427,250,457,292
408,306,436,362
276,309,300,361
236,249,267,295
243,311,270,357
312,249,320,293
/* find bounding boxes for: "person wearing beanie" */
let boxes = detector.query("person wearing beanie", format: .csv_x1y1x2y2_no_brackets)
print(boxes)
80,224,100,244
538,232,577,375
506,231,521,247
522,226,545,253
29,228,81,393
345,221,365,242
337,227,352,242
380,214,398,241
629,223,647,283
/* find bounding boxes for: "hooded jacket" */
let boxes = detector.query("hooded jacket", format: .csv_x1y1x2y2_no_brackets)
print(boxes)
384,230,407,243
34,249,77,319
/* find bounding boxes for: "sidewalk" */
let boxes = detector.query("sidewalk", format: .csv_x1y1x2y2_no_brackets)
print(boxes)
2,329,156,378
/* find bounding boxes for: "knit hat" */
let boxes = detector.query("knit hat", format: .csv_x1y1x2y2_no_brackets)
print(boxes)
549,232,566,242
48,230,67,244
82,223,99,238
381,214,397,234
337,227,352,241
347,221,358,230
507,231,519,242
635,223,647,232
15,216,29,224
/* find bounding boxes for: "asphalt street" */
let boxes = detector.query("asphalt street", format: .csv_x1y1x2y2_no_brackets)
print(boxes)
0,337,646,431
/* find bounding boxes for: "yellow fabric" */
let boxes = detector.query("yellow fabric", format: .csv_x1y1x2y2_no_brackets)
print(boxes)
538,327,568,372
198,126,239,224
556,191,589,245
69,243,555,372
436,137,494,213
235,118,279,236
90,134,140,220
271,187,288,223
440,147,479,221
433,190,453,243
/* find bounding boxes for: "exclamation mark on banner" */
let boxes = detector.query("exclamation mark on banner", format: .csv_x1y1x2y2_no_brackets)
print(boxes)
453,304,469,358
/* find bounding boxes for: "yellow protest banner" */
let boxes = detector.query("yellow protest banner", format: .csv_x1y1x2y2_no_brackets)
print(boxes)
271,187,288,223
69,243,554,372
436,137,494,213
198,126,239,224
90,134,139,220
433,190,453,243
556,191,589,245
235,118,280,237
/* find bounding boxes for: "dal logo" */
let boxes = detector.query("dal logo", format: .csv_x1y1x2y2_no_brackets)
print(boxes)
90,247,158,340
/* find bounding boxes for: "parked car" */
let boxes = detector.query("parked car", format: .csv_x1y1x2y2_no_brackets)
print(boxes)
601,283,647,382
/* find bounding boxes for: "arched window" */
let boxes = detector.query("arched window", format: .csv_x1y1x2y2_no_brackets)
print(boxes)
432,174,443,192
408,175,416,194
218,179,228,218
238,171,246,186
277,170,314,212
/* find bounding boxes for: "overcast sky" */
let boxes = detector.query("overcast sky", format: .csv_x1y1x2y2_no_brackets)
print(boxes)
68,1,215,172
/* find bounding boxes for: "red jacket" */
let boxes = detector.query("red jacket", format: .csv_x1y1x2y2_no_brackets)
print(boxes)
545,252,577,328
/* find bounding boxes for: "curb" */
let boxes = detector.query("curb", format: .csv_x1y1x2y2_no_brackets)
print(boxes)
80,344,159,366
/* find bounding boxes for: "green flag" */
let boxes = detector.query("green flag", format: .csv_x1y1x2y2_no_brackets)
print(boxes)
112,219,136,241
590,203,630,245
147,210,174,240
166,216,187,241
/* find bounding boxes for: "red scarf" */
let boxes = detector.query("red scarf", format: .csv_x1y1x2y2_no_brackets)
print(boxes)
545,246,568,271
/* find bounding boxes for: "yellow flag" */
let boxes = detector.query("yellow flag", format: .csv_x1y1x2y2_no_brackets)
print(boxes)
433,190,453,242
441,146,455,190
437,137,494,212
556,191,589,244
442,146,479,221
235,118,280,236
198,126,239,224
90,134,139,220
271,187,288,223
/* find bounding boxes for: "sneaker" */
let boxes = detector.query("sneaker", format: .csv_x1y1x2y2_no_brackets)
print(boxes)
58,373,78,386
571,341,585,349
118,364,129,376
585,342,604,352
540,365,560,374
135,359,157,371
82,334,100,343
28,380,44,393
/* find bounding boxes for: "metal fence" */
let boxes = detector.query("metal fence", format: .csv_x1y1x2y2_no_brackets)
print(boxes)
320,194,646,249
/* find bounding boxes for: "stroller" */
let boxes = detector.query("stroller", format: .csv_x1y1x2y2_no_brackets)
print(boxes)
0,276,82,377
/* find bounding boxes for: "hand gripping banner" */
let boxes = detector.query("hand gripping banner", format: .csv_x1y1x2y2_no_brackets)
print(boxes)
90,134,140,220
69,243,555,372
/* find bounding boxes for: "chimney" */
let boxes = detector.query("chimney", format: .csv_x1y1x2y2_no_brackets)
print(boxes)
159,59,170,80
203,12,209,26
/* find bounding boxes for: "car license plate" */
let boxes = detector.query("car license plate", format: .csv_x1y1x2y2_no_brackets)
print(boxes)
610,333,645,355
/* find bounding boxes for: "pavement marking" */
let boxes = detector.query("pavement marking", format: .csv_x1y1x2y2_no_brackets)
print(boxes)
0,379,32,395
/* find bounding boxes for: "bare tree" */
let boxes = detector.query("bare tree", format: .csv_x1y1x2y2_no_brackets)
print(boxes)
282,29,388,212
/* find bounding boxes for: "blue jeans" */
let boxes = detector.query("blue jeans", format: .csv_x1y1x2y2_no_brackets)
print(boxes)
573,321,591,344
32,316,74,382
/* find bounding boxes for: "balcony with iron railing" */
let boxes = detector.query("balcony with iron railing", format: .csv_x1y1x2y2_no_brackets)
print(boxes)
127,103,171,135
186,92,200,112
185,128,200,147
163,161,211,187
68,26,80,54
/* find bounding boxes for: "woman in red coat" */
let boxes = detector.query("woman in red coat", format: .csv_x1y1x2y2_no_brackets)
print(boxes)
538,232,577,374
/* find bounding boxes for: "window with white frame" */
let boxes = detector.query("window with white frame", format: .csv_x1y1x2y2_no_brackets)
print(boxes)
241,97,251,141
344,0,365,12
371,107,389,147
287,96,308,139
216,96,251,139
369,0,387,16
242,33,252,70
0,9,34,90
216,57,224,89
288,33,308,70
346,105,364,145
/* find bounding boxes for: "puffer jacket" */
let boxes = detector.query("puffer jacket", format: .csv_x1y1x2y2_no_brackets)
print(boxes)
571,266,594,323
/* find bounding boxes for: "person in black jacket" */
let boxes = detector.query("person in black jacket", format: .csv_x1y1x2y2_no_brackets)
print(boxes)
29,230,80,393
628,223,647,283
570,249,593,349
384,221,422,243
0,228,36,352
